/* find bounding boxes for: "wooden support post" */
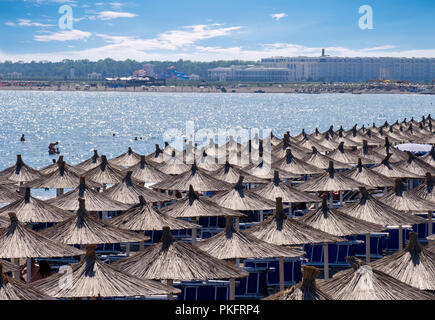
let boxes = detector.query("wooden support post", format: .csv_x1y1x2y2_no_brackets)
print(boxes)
323,243,329,280
365,234,371,263
279,257,285,291
398,225,403,251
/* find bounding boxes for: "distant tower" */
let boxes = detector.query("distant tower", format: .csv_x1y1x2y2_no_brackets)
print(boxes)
70,67,75,80
321,49,325,57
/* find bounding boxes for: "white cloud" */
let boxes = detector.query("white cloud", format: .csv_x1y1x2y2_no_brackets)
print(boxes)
110,2,124,9
34,29,92,42
5,19,54,27
270,13,288,21
97,11,138,20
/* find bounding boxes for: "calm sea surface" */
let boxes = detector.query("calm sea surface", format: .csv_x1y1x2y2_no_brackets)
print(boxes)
0,91,434,170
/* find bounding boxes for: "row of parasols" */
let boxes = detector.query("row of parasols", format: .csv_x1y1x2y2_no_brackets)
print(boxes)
0,114,434,300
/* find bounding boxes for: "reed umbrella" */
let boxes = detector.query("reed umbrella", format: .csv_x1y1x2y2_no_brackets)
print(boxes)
370,232,435,290
0,260,19,274
375,128,402,146
0,263,52,300
342,158,395,188
269,132,282,146
421,145,435,167
327,142,365,165
272,138,311,160
351,140,385,164
411,173,435,236
331,130,359,149
0,212,84,282
40,156,84,176
146,144,165,164
103,171,174,205
25,160,101,196
340,187,425,261
74,149,101,172
315,133,339,151
272,149,324,175
155,150,191,175
210,161,267,184
113,226,249,299
195,151,222,172
82,155,124,186
198,216,304,293
303,147,351,170
243,158,298,180
298,135,331,153
346,127,383,146
297,197,385,278
0,188,71,223
395,152,435,177
370,154,420,179
375,137,409,162
0,216,8,228
109,147,143,168
46,177,129,212
40,198,148,246
32,244,180,299
125,155,170,185
0,155,43,185
263,266,332,300
152,162,231,192
218,136,242,154
0,185,20,204
318,256,434,300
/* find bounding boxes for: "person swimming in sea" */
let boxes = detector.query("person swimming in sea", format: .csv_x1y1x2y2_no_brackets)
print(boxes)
48,142,60,154
20,134,25,142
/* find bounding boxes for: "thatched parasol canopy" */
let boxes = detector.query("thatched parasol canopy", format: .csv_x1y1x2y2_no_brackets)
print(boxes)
378,179,435,212
370,154,421,179
0,185,20,204
351,140,385,163
272,150,323,175
0,259,19,273
395,152,435,177
0,216,8,228
109,196,200,231
272,135,311,160
315,133,339,151
32,245,180,298
152,162,232,192
317,257,434,300
113,227,249,281
210,161,267,184
74,150,102,172
340,187,426,227
103,171,174,205
297,162,366,192
25,160,101,190
0,263,53,300
146,144,165,164
0,188,71,223
411,173,435,203
421,145,435,167
198,217,304,260
82,155,125,185
0,155,43,184
46,176,129,212
109,147,143,168
246,198,343,246
0,212,84,259
155,150,190,175
374,137,409,162
210,176,278,211
40,199,148,245
160,185,243,219
263,266,332,300
303,147,351,170
40,156,84,176
242,159,298,180
298,135,331,153
370,232,435,290
124,155,170,185
327,142,365,164
297,197,385,237
252,171,321,203
342,158,395,188
195,151,222,172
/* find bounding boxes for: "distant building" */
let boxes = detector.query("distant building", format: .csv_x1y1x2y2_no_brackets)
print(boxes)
105,76,166,87
7,72,22,79
208,65,294,82
142,64,155,76
188,74,200,81
88,72,102,80
70,68,75,80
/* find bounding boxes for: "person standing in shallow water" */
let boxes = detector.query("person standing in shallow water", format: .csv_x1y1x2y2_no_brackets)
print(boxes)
20,134,25,142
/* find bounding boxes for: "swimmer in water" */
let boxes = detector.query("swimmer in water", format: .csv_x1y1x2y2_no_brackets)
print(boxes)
20,134,25,142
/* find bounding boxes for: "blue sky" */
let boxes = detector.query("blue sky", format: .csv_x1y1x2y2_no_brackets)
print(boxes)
0,0,434,61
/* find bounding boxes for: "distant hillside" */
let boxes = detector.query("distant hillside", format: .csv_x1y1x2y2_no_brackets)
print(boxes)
0,59,256,80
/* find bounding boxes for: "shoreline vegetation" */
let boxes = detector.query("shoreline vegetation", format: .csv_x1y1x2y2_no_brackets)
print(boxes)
1,82,434,94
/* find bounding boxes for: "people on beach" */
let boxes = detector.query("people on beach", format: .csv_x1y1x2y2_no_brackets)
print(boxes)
20,259,55,282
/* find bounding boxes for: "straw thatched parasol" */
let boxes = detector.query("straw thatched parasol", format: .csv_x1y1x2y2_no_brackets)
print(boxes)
342,158,395,188
296,161,366,192
246,197,343,246
103,171,174,205
46,177,129,212
0,155,43,184
0,185,20,204
303,147,352,170
210,176,278,211
374,137,409,162
82,155,125,186
40,198,148,245
327,142,365,165
109,147,143,168
0,263,52,300
124,155,170,185
40,156,84,176
272,149,323,175
152,162,232,192
242,158,298,180
109,196,200,231
370,154,420,179
146,144,165,164
370,232,435,290
0,188,71,223
210,161,267,184
317,256,434,300
332,130,360,148
395,152,435,177
0,212,84,259
421,145,435,167
113,226,249,281
32,244,180,298
351,140,385,163
155,150,192,175
0,216,8,228
25,160,101,190
315,133,339,151
263,266,332,300
411,173,435,203
252,171,321,203
0,260,19,274
195,151,222,172
74,150,102,172
298,135,332,153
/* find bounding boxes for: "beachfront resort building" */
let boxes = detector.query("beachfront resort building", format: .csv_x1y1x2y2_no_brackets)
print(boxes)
208,50,435,83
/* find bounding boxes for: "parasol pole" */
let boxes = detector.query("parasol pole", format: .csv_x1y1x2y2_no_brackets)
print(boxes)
229,258,237,300
166,279,174,300
191,218,198,245
323,243,329,279
398,225,403,251
365,233,371,263
329,192,333,207
12,258,20,280
234,217,240,231
26,258,31,283
428,211,433,236
259,210,264,222
139,240,144,251
126,243,130,256
279,257,285,291
339,191,343,207
56,188,64,197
